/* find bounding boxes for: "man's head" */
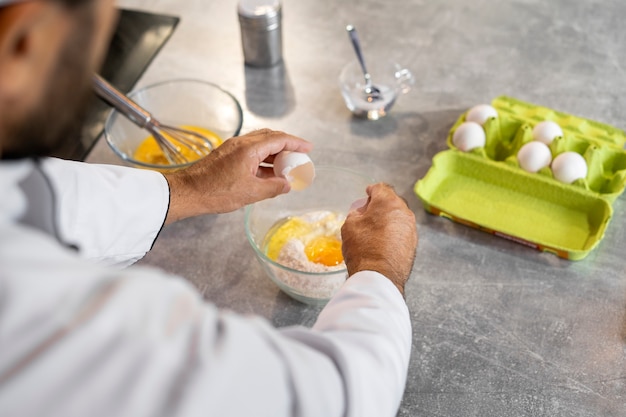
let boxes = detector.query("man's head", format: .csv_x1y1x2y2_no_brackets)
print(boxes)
0,0,117,159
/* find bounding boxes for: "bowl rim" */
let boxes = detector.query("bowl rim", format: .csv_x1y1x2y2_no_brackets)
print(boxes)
244,165,375,277
104,78,243,170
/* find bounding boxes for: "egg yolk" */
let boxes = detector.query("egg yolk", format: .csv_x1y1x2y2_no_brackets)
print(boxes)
304,236,344,267
263,212,345,267
133,125,222,166
265,217,312,262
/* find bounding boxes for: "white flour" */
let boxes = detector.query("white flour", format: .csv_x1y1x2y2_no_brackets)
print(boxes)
270,210,348,299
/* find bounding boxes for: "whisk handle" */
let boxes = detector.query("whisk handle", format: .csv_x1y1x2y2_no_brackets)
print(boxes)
92,74,153,128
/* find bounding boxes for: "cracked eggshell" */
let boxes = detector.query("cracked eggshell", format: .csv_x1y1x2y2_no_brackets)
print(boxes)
533,121,563,145
452,121,486,152
465,104,498,125
273,151,315,191
517,141,552,173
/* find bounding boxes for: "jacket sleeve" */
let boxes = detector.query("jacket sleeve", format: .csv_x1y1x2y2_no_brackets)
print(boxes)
287,272,412,417
40,158,170,268
0,236,411,417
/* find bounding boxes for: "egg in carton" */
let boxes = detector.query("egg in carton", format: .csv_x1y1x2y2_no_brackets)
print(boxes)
414,96,626,260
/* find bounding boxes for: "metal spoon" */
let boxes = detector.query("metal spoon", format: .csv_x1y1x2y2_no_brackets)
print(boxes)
346,24,382,102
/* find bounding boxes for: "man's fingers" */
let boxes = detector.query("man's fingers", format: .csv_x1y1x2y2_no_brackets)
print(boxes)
247,129,314,162
256,176,290,197
257,165,278,179
366,183,400,205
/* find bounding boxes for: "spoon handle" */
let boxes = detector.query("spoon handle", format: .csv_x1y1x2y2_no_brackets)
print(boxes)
346,25,371,83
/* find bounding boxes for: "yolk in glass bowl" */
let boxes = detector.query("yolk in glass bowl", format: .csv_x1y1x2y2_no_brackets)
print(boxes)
304,236,343,267
133,125,223,166
263,211,345,269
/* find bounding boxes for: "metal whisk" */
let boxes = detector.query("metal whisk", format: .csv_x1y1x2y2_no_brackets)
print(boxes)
93,74,214,165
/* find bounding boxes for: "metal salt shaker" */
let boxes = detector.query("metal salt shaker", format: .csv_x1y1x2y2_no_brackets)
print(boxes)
238,0,283,67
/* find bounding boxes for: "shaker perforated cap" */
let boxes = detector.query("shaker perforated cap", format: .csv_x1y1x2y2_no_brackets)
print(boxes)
238,0,280,18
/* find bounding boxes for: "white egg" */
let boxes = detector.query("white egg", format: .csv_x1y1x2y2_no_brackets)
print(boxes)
551,151,588,184
452,122,486,152
273,151,315,191
532,121,563,145
465,104,498,125
517,141,552,173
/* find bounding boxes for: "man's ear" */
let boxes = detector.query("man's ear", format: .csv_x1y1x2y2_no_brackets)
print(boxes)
0,2,67,104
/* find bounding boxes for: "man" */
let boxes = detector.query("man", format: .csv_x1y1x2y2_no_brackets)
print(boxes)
0,0,418,416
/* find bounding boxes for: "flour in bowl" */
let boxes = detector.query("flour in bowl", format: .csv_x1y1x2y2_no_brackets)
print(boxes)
263,210,348,299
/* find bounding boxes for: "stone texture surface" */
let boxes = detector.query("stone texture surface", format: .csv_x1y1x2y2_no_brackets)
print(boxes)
88,0,626,415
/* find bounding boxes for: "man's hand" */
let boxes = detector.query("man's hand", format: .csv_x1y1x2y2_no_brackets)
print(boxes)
341,183,418,297
163,129,313,224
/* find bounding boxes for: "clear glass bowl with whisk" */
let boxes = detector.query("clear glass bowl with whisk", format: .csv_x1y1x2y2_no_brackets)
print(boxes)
104,79,243,172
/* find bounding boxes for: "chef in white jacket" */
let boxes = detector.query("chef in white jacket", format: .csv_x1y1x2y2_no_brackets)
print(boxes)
0,0,418,416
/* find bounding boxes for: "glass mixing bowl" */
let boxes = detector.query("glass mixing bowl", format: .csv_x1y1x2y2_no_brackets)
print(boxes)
104,79,243,172
244,166,374,305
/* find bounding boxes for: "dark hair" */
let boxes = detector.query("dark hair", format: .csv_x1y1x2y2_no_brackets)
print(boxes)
53,0,92,8
0,0,92,9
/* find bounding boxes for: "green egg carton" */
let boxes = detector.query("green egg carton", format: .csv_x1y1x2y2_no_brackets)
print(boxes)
415,96,626,260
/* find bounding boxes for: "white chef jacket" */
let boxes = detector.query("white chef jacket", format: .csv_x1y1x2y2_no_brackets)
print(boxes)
0,158,412,417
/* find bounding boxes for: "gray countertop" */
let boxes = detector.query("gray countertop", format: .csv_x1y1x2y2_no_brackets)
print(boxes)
88,0,626,415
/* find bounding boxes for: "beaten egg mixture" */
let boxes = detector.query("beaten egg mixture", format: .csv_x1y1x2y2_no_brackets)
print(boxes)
264,211,346,271
134,125,222,165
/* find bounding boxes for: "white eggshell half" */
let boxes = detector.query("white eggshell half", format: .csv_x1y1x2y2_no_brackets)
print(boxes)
517,141,552,173
452,122,486,152
273,151,315,191
465,104,498,125
551,151,588,184
532,121,563,145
